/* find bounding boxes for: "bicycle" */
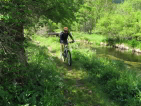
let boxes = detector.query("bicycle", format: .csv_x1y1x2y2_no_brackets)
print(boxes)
61,41,74,66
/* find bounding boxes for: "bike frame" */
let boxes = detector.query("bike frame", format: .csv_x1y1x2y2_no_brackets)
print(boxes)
63,44,69,58
61,42,72,66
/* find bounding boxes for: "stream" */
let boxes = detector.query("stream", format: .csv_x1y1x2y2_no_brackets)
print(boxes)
94,46,141,70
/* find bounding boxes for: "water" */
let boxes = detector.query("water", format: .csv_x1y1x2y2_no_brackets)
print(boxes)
94,46,141,69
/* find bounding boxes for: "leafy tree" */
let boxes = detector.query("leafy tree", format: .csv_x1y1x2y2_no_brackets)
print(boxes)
74,0,113,33
96,0,141,42
0,0,84,105
0,0,83,66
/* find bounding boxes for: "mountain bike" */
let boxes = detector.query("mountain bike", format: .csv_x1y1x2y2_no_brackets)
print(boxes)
61,41,74,66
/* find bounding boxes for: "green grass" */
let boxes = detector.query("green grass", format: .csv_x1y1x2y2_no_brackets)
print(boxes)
71,49,141,106
0,35,66,105
72,32,106,45
25,41,65,106
31,34,118,106
26,33,141,106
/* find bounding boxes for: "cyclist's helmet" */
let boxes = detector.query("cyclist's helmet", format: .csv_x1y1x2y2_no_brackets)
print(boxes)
64,27,68,32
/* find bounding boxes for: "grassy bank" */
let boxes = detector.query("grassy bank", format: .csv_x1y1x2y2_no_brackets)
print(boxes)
72,50,141,106
31,33,141,106
72,32,105,45
71,32,141,51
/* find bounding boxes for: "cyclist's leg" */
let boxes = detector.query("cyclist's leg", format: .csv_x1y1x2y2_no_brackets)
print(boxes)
61,43,65,54
64,40,69,49
60,40,64,55
60,40,68,56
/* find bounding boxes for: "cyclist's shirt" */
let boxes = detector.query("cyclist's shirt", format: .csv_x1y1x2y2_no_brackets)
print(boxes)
60,31,73,44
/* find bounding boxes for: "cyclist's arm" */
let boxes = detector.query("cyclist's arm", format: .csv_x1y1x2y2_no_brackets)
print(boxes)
69,32,74,42
59,32,63,38
60,32,64,41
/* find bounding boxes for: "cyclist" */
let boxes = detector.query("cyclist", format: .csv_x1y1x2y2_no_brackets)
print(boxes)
60,27,74,56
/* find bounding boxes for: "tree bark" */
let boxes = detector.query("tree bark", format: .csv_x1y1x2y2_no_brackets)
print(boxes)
14,24,28,67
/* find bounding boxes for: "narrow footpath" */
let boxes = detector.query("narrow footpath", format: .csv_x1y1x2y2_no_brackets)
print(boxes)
32,35,118,106
48,46,117,106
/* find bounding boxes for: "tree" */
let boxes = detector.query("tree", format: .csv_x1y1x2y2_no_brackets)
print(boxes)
95,0,141,43
0,0,83,67
0,1,83,105
74,0,113,33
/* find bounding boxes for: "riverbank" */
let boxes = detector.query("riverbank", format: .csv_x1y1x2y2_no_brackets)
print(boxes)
100,42,141,54
72,32,141,69
72,32,141,55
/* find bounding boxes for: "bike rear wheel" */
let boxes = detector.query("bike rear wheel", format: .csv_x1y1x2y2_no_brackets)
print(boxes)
67,50,72,66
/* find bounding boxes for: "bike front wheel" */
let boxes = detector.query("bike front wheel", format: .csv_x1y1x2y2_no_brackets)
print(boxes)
67,50,72,66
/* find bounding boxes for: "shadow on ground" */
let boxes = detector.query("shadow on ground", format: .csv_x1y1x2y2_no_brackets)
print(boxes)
29,40,117,106
50,53,116,106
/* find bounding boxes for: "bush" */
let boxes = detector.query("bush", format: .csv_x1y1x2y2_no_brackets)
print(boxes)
130,39,139,48
106,75,141,106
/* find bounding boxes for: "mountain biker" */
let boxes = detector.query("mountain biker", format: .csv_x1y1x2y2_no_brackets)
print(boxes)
60,27,74,56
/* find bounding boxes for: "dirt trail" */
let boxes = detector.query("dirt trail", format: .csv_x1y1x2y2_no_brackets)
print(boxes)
47,46,104,106
33,38,116,106
32,35,118,106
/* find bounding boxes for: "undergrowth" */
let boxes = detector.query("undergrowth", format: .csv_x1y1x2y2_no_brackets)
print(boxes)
72,49,141,106
0,37,65,106
31,34,141,106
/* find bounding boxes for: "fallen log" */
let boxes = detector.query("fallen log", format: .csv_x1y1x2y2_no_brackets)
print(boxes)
48,32,59,37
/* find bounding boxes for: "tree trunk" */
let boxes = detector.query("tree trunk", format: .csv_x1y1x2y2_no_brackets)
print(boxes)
12,1,28,67
14,24,28,67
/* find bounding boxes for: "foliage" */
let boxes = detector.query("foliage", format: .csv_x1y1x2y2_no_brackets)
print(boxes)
73,0,113,33
96,0,141,45
129,39,139,48
0,0,83,24
72,49,141,106
0,39,65,105
0,0,84,105
34,34,119,106
1,0,141,105
30,33,141,106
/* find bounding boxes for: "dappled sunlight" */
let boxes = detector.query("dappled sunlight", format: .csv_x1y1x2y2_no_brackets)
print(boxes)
32,35,119,106
2,0,141,105
65,70,88,80
29,34,141,106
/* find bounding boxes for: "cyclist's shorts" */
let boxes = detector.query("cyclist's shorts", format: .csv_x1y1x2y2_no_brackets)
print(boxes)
60,40,68,44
